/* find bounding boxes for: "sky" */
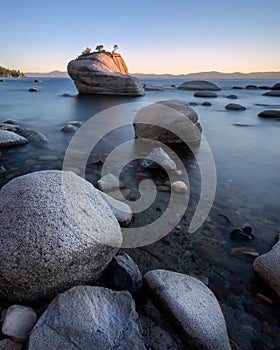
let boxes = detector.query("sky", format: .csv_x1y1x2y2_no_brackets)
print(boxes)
1,0,280,74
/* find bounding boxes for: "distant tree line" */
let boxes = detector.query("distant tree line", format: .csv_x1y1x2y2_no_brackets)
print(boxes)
0,65,26,78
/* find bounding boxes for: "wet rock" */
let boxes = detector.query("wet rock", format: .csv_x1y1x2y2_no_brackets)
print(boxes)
230,227,255,241
17,129,48,144
178,80,221,91
171,181,188,193
60,124,78,133
28,285,145,350
28,88,38,92
141,147,177,171
0,339,23,350
258,110,280,119
232,86,243,89
188,102,197,106
194,91,218,98
271,83,280,90
259,85,271,90
253,233,280,297
134,99,202,144
230,246,259,259
106,253,143,292
225,103,246,111
202,101,212,106
34,80,41,83
144,84,163,91
263,91,280,97
0,130,28,147
226,94,238,99
0,170,122,302
0,123,20,132
99,190,132,226
2,305,37,342
144,269,231,349
61,93,77,97
1,119,19,125
98,173,119,191
246,85,258,89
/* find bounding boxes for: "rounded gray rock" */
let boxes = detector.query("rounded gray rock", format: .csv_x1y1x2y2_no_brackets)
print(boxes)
28,285,145,350
17,129,48,144
178,80,221,91
133,99,202,144
0,170,122,302
0,130,28,147
144,269,231,350
263,91,280,97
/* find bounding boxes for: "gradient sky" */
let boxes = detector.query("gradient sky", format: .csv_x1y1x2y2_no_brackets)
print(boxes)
1,0,279,74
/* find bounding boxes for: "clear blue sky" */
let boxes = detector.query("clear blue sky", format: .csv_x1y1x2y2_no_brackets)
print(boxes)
1,0,279,74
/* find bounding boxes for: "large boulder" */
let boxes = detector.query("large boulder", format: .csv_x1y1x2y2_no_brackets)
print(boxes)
144,270,231,350
28,285,145,350
178,80,221,91
253,234,280,297
133,99,202,144
67,52,144,96
0,170,122,302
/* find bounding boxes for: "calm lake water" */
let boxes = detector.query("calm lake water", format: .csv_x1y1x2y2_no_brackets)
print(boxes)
0,77,279,349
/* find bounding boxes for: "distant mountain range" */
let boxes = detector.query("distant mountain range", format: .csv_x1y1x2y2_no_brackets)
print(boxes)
25,70,280,79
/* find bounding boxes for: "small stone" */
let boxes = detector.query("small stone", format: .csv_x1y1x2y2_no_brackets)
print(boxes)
2,305,37,342
246,85,258,89
0,123,20,132
106,253,143,292
230,246,259,259
202,101,212,106
17,129,48,144
226,94,238,99
141,147,177,171
98,173,119,191
171,181,188,193
60,124,78,133
28,88,38,92
263,91,280,97
255,293,274,306
34,80,41,83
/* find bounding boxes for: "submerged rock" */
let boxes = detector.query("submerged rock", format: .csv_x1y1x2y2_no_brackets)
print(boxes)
230,227,255,241
0,130,28,147
28,286,145,350
67,52,144,96
0,339,23,350
253,233,280,297
226,94,238,99
18,129,48,144
144,84,163,91
0,170,122,302
263,91,280,97
134,99,202,144
258,110,280,119
60,124,78,133
194,91,218,98
98,173,119,191
178,80,221,91
28,88,38,92
144,270,231,349
171,181,188,193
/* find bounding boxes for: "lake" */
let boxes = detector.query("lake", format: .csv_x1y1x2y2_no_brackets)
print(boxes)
0,77,279,349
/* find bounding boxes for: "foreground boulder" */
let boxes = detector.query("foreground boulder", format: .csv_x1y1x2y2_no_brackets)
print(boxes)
178,80,221,91
28,286,145,350
253,234,280,297
67,52,144,96
0,170,122,302
133,99,202,144
144,270,231,349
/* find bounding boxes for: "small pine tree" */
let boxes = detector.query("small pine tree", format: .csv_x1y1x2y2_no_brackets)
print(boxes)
112,44,119,53
96,45,104,52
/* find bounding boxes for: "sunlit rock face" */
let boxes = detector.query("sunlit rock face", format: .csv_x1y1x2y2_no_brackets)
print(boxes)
67,52,144,96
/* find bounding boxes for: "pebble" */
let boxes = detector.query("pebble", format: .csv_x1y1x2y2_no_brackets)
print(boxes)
230,246,259,259
171,181,188,193
2,305,37,342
